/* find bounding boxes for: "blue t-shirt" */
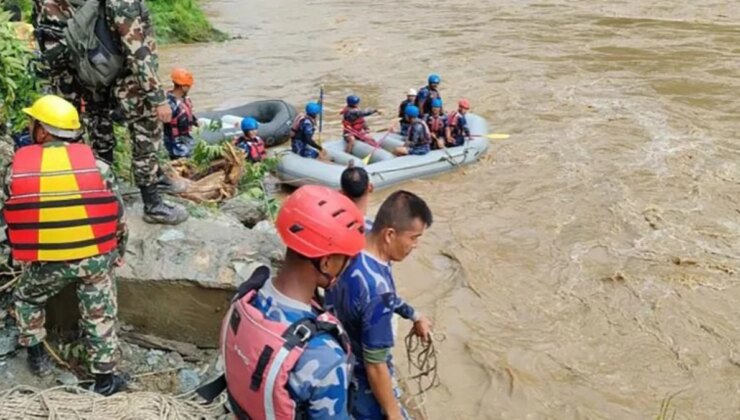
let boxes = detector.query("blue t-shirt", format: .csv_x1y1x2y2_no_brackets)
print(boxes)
251,278,350,419
325,251,416,382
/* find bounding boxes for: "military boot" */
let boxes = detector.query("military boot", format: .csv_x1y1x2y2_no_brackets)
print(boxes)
140,185,189,225
155,173,188,195
92,372,128,396
27,343,54,377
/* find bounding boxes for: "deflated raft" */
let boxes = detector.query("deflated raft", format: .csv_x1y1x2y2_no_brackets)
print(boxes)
196,100,297,147
276,113,490,190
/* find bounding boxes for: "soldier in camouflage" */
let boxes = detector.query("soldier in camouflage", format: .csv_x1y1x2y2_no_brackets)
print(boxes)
32,0,188,225
0,95,128,395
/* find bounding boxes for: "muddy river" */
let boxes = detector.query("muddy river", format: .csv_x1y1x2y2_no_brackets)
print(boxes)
160,1,740,418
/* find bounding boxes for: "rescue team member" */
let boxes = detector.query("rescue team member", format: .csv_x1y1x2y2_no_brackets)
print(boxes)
393,105,432,156
397,89,417,119
1,96,127,395
290,102,329,161
340,163,374,232
341,95,382,154
416,73,442,117
233,117,266,163
207,185,366,419
426,98,448,150
325,190,434,420
446,98,472,147
164,67,198,159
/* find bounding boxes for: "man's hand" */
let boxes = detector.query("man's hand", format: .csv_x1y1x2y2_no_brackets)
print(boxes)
318,149,329,160
114,257,125,267
412,315,433,342
156,103,172,123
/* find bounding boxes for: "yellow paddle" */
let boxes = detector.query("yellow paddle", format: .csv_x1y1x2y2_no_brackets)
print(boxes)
361,125,395,164
472,133,510,140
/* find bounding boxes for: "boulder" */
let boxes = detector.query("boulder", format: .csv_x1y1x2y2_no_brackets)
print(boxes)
47,202,285,348
220,194,267,228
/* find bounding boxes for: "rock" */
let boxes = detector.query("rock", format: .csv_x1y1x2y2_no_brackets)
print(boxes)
253,220,276,235
177,368,201,394
166,352,184,368
220,194,267,228
46,201,285,348
146,350,165,368
56,371,79,386
0,327,18,358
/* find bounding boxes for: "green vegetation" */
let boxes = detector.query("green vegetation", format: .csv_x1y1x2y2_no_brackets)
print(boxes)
148,0,227,44
0,11,44,134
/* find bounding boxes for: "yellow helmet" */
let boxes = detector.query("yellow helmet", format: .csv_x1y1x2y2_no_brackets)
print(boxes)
23,95,82,139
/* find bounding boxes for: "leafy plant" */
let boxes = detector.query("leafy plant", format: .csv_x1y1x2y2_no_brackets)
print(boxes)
190,138,228,170
0,11,44,134
239,156,280,220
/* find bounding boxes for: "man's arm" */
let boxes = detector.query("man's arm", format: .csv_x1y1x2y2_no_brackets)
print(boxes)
302,122,323,151
98,160,128,259
110,0,166,108
288,341,350,419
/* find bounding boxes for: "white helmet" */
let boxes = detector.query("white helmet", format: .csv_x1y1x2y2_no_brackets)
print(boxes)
407,88,417,96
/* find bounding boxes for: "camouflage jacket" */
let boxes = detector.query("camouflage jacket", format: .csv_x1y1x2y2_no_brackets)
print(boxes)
34,0,166,106
0,141,129,267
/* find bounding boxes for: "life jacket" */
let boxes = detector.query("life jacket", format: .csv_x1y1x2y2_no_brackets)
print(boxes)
406,118,431,147
426,114,446,137
215,267,352,420
3,143,120,262
235,135,267,163
447,111,468,138
167,93,194,138
417,86,441,115
340,107,367,134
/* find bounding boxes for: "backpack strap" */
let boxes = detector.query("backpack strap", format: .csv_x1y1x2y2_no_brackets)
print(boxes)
233,264,271,302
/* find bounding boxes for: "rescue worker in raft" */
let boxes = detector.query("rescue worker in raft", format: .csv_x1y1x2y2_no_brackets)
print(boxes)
325,190,434,420
0,95,128,395
426,98,448,150
214,185,366,419
341,95,382,154
233,117,267,163
290,102,329,161
164,67,198,159
393,105,432,156
446,98,472,147
416,73,443,117
398,88,417,119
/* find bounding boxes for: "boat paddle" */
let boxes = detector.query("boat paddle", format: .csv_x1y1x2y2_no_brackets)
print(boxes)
360,125,395,164
471,133,510,140
317,85,324,145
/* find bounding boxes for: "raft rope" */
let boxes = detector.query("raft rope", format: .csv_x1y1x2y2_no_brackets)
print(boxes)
404,330,444,396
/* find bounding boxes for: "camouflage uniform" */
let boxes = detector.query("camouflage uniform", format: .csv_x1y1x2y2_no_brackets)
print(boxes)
0,146,128,374
33,0,166,187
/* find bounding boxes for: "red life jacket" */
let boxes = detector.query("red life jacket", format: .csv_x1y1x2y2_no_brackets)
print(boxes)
340,106,367,134
219,267,351,420
236,135,267,162
426,114,446,136
169,93,194,138
4,143,120,262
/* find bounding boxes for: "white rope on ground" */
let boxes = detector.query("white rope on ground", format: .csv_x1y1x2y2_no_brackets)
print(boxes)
0,385,227,420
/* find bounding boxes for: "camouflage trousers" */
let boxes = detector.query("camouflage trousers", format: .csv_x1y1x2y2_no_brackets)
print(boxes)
48,69,163,188
13,253,119,374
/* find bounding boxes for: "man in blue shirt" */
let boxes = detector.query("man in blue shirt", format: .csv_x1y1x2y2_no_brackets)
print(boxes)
326,190,434,420
216,185,366,419
291,102,329,160
340,163,374,233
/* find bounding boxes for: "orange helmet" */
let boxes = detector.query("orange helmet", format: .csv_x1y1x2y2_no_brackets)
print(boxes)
458,98,471,110
171,67,194,87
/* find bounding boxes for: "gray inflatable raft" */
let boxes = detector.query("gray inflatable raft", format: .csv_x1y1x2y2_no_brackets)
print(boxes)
195,100,296,147
276,113,490,190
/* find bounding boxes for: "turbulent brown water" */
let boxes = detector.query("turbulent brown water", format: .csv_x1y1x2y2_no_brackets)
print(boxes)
161,1,740,418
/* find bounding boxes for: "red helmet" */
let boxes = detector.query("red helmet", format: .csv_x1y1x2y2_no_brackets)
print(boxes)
458,98,471,110
276,185,366,258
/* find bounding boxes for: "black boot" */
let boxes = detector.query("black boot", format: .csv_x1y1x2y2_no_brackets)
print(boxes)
92,372,128,396
155,173,188,195
140,185,189,225
27,343,54,377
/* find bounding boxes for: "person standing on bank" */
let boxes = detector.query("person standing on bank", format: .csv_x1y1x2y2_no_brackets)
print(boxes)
1,95,128,395
33,0,188,225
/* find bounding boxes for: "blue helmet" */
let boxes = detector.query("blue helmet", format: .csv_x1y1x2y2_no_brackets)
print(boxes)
405,105,420,118
346,95,360,106
428,73,441,85
305,102,321,116
241,117,259,132
431,98,443,109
